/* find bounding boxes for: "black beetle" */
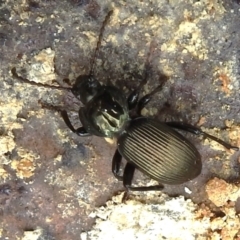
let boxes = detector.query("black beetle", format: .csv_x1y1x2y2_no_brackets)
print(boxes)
11,10,239,199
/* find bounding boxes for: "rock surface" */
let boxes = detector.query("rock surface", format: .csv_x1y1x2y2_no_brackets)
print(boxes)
0,0,240,239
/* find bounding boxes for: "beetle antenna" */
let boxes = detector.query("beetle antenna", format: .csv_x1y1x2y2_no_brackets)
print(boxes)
11,67,71,91
89,10,113,77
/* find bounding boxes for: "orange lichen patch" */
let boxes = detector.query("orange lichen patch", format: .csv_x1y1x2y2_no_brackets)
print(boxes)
170,195,240,240
195,203,214,219
205,178,240,207
11,158,36,179
213,66,233,96
197,116,206,127
218,72,231,95
226,124,240,147
210,215,240,240
219,204,240,240
206,178,240,240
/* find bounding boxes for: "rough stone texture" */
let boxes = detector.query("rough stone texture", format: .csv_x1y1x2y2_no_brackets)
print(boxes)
205,178,240,240
85,179,240,240
206,177,240,207
0,0,240,239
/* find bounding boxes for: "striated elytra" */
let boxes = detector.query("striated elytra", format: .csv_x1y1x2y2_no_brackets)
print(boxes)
118,118,202,185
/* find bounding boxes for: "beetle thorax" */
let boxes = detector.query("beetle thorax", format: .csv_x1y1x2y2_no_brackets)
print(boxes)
79,85,129,138
94,108,128,137
92,90,129,137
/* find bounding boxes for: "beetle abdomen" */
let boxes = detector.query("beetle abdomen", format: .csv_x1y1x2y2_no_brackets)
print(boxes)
118,117,202,184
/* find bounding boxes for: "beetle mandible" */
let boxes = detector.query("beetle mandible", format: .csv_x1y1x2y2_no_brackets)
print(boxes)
11,10,239,200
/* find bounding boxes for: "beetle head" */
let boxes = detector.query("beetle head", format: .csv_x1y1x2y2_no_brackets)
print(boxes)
71,75,101,105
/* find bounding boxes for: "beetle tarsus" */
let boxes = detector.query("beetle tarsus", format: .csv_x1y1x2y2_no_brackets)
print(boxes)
122,191,129,203
112,149,124,181
202,132,239,151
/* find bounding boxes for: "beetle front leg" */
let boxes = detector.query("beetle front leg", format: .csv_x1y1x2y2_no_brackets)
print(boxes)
127,41,159,110
112,149,123,181
61,110,91,137
165,122,239,151
136,76,167,115
127,77,149,110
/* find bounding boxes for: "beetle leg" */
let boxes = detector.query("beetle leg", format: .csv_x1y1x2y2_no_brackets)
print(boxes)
127,41,157,110
127,77,148,110
165,122,239,151
61,110,91,137
38,101,90,136
128,40,168,111
112,149,124,181
136,77,167,115
123,163,164,191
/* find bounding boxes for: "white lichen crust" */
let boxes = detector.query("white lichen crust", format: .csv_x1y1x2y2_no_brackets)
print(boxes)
85,192,211,240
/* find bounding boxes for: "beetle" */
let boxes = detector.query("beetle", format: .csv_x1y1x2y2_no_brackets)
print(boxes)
11,10,239,200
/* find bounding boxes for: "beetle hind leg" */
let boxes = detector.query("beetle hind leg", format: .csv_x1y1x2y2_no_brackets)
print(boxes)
122,163,164,201
165,122,239,151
